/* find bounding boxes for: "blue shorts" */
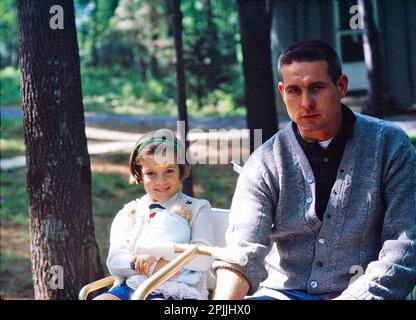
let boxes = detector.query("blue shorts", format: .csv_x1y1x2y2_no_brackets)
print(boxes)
104,281,175,300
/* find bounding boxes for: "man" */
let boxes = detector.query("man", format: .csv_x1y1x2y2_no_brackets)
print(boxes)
212,39,415,300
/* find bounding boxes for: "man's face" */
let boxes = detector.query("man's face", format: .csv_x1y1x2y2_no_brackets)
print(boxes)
278,60,348,141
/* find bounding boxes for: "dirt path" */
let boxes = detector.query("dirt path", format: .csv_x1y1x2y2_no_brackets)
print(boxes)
0,221,33,299
0,209,115,300
0,106,256,130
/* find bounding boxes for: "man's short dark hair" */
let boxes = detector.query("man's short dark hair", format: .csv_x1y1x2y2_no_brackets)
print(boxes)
278,39,342,84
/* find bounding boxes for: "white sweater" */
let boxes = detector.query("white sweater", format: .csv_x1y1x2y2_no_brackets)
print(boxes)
106,191,214,299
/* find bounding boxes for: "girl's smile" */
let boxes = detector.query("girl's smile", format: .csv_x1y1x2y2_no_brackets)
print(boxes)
140,155,181,203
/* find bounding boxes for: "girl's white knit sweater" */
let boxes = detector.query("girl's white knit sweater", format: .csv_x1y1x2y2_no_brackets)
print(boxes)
106,191,214,299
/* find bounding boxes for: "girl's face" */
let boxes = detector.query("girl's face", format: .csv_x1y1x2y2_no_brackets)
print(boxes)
140,155,181,203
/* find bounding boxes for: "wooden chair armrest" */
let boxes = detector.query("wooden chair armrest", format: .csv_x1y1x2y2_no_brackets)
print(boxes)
131,245,200,300
79,275,117,300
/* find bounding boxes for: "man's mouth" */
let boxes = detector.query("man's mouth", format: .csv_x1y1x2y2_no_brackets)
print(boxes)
302,114,320,119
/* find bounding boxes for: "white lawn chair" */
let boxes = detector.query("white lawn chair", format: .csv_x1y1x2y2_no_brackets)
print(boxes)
79,207,237,300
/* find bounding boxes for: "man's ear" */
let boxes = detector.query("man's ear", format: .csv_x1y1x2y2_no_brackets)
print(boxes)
337,75,348,98
278,82,284,97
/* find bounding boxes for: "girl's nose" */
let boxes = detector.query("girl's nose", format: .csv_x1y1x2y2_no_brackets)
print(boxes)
155,175,166,185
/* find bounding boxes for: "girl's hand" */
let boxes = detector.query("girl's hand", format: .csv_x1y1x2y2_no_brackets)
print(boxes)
130,254,157,276
152,258,180,278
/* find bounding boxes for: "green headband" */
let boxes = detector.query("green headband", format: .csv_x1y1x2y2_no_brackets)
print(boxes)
134,138,178,159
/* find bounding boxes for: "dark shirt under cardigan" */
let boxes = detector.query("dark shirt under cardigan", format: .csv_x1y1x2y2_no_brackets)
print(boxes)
293,104,356,220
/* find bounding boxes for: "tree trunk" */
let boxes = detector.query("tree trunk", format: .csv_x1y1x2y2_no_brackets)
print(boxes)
236,0,278,153
89,0,99,66
358,0,386,118
150,54,160,77
16,0,104,299
111,0,120,13
197,82,204,109
137,45,148,81
166,0,193,196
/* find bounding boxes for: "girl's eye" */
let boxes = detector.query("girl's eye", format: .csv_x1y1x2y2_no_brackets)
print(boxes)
166,169,175,174
145,171,155,177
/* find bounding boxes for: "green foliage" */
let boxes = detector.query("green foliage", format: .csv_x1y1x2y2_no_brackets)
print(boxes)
0,139,25,158
192,164,237,208
0,169,29,226
76,0,123,66
0,253,33,295
187,88,245,117
0,254,31,282
0,167,138,224
182,0,241,109
0,67,20,106
80,66,245,116
92,171,143,216
1,1,244,115
0,253,22,273
73,0,244,114
1,118,24,140
409,132,416,149
81,66,177,115
0,0,18,68
0,65,243,116
0,118,25,158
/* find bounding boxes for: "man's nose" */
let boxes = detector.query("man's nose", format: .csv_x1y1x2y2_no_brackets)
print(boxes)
301,92,315,111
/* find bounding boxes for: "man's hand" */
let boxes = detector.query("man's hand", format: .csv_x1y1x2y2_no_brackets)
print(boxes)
131,254,157,276
212,267,250,300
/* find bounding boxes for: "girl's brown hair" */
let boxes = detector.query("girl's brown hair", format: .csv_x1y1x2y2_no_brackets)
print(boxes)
128,129,191,184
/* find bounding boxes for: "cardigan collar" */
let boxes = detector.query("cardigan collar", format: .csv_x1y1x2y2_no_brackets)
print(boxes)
145,190,182,209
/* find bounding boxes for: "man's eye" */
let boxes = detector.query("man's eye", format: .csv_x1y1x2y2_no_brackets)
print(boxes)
287,88,300,94
311,85,324,92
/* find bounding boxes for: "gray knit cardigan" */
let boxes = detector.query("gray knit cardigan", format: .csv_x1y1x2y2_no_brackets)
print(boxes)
213,113,416,299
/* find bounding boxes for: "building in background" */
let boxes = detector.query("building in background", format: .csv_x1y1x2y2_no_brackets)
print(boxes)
271,0,416,114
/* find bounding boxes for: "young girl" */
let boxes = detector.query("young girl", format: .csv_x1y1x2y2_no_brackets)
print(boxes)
94,130,214,300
